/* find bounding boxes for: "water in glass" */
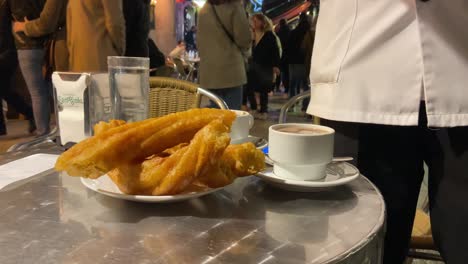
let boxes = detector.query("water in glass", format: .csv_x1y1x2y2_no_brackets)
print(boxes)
109,65,149,122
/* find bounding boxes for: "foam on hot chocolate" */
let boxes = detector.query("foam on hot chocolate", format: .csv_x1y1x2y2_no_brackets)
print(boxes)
276,126,328,135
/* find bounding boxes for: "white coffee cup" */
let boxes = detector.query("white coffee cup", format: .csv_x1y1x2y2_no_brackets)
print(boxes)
269,123,335,181
230,110,254,141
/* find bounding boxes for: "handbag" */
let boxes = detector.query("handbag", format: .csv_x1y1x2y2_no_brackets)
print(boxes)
42,25,64,81
42,36,56,81
248,60,274,91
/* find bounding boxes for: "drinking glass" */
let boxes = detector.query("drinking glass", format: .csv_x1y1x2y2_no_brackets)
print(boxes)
88,73,112,132
108,56,150,122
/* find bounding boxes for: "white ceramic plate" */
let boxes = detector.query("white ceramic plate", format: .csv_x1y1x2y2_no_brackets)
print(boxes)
81,175,224,203
231,136,268,149
256,162,360,192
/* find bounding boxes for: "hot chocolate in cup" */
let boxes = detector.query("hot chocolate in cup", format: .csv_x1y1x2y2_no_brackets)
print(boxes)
269,123,335,181
230,110,254,141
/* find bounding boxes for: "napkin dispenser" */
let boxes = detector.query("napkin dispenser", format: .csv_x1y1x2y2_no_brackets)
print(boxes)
52,72,91,146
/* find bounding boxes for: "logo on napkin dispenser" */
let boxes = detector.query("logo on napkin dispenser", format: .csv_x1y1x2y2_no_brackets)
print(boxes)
57,95,84,107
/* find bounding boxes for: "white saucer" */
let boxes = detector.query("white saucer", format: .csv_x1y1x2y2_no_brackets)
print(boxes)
256,162,360,192
81,175,224,203
231,136,268,149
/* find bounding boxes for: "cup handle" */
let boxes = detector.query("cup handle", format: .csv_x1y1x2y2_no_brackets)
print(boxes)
248,114,254,129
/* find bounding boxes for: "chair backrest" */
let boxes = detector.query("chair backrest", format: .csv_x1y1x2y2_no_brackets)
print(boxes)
172,58,187,79
7,127,58,152
149,77,228,118
151,65,176,77
278,90,319,124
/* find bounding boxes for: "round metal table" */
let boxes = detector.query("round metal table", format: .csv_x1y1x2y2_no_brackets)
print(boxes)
0,144,385,264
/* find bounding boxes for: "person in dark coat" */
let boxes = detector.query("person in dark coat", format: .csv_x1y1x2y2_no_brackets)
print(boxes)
148,38,168,76
148,39,165,69
246,13,280,119
184,26,197,51
0,0,35,135
123,0,150,57
286,13,311,100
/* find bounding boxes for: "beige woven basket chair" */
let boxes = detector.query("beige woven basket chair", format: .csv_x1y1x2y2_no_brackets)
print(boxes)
149,77,228,118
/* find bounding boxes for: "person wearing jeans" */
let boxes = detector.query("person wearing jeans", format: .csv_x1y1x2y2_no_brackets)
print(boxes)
209,86,243,110
12,0,69,72
197,0,251,110
9,0,50,136
17,49,50,135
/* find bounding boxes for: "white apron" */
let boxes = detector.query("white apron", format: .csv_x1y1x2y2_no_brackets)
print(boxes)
307,0,468,127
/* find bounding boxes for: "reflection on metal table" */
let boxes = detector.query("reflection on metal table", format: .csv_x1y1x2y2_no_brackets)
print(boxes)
0,143,385,264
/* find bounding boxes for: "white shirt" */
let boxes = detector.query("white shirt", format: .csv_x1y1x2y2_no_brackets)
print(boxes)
168,45,186,59
307,0,468,127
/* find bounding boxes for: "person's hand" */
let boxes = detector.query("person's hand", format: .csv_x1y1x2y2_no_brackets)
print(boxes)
12,17,28,33
273,67,280,76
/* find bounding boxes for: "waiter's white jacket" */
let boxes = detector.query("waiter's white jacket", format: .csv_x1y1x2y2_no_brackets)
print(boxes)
307,0,468,127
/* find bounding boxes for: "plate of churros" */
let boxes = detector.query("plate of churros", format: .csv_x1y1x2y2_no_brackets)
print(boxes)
55,109,266,202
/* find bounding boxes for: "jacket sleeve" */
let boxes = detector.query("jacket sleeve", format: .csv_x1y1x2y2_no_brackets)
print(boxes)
231,2,252,52
102,0,126,55
24,0,64,37
267,32,280,68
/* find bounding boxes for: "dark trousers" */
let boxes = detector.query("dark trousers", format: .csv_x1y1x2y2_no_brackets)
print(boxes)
0,70,34,133
288,64,306,98
323,104,468,264
280,62,289,94
289,64,309,111
249,89,268,113
244,85,268,113
245,87,254,110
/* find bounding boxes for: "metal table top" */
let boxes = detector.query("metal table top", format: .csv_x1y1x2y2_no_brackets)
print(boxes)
0,144,385,264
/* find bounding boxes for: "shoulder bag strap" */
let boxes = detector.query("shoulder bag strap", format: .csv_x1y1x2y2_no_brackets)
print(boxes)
210,4,243,53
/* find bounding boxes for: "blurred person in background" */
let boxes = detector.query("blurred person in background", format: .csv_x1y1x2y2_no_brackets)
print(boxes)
168,40,186,60
12,0,69,72
308,1,468,263
0,0,35,135
184,25,197,51
300,14,316,116
198,0,251,110
245,13,280,119
8,0,50,136
67,0,125,72
123,0,150,57
276,18,290,96
285,13,310,103
302,15,316,79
